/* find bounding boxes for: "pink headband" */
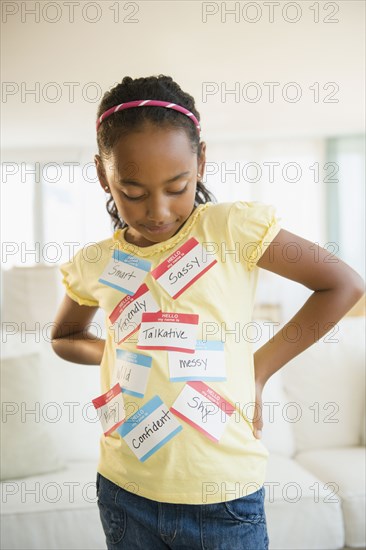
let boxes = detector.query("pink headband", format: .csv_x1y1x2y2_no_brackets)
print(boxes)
96,99,201,135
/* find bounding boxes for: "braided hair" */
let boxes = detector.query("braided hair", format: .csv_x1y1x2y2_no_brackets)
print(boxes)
96,75,216,230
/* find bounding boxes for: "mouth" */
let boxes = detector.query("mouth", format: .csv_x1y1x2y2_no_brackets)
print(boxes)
143,222,177,234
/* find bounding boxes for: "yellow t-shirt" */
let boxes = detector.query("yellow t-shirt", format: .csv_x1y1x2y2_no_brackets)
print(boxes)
59,201,282,504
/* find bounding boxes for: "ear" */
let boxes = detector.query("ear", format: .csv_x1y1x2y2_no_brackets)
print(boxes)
94,154,109,192
197,142,206,179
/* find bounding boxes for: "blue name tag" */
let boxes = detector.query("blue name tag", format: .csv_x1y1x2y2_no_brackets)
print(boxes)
118,395,182,462
115,349,152,398
99,250,151,295
168,340,226,382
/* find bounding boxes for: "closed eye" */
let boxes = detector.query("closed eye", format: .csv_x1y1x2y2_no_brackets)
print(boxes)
121,184,188,201
121,192,145,201
168,184,188,195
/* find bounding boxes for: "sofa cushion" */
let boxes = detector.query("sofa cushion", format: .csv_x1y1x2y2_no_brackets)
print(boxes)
1,352,65,481
39,340,102,462
264,454,344,549
1,261,106,464
1,325,103,465
1,265,63,329
252,321,296,458
260,371,296,458
0,460,105,550
295,447,366,548
281,317,365,451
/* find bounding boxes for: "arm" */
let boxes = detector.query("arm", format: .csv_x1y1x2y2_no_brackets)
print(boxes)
251,228,364,440
254,228,365,388
51,294,105,365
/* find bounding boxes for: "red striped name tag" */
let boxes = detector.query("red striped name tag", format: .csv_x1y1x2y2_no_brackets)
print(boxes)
137,312,199,353
151,238,217,299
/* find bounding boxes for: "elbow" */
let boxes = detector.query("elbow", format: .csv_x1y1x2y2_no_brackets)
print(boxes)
348,273,365,300
341,272,365,311
50,323,59,343
51,337,63,358
51,338,58,352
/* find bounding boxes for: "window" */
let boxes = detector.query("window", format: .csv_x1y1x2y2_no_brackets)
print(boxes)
1,158,112,269
326,135,365,279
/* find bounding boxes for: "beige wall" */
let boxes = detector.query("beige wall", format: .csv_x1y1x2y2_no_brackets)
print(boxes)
2,1,365,148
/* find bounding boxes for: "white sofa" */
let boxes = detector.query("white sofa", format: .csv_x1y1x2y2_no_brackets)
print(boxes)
258,316,365,549
1,265,365,550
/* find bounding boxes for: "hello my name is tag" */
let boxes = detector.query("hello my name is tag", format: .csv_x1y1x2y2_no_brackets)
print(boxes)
168,340,226,382
92,383,126,436
151,237,217,299
115,349,152,398
117,395,183,462
99,250,151,296
109,283,160,344
137,312,199,353
170,381,235,443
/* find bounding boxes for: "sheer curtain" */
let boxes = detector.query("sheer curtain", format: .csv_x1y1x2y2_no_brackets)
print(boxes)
326,135,365,279
1,154,111,269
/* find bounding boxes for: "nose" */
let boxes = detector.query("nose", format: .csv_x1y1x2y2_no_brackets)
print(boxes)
145,194,171,224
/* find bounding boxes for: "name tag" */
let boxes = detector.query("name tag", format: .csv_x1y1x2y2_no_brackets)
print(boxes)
170,381,235,443
151,238,217,299
168,340,226,382
137,312,199,353
99,250,151,296
115,349,152,398
117,395,183,462
92,383,126,436
109,284,160,344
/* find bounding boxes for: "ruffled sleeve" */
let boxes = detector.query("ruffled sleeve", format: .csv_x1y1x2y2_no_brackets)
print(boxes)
227,201,282,271
59,248,99,307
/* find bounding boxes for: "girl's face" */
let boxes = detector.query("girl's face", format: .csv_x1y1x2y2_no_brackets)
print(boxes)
95,123,206,247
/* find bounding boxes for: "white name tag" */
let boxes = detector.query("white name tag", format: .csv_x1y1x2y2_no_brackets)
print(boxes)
92,383,126,436
137,312,199,353
109,283,160,344
117,395,183,462
99,250,151,296
170,381,235,443
114,349,152,398
151,237,217,299
168,340,226,382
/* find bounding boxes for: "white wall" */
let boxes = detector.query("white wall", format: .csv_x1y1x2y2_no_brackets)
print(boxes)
1,1,364,148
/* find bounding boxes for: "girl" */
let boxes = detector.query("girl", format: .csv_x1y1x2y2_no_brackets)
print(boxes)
51,75,364,550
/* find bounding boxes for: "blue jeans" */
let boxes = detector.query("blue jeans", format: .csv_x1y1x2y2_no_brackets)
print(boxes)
96,472,269,549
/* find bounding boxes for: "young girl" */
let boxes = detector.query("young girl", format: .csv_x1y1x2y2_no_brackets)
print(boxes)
51,75,364,550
